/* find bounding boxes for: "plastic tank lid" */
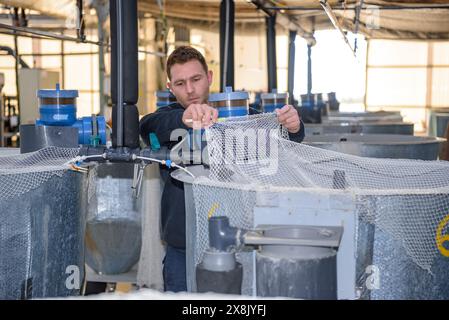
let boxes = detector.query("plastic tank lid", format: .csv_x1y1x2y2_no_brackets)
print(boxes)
261,89,288,100
208,86,249,102
37,83,78,98
156,89,176,99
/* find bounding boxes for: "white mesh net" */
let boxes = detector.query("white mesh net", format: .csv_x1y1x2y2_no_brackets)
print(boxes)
0,146,83,201
0,146,91,299
192,113,449,274
137,164,165,290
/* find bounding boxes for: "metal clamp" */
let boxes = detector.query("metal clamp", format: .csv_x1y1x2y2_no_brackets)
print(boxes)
131,162,145,198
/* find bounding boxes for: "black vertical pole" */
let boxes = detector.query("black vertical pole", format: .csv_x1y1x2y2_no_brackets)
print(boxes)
13,34,20,118
61,38,65,88
115,0,124,147
219,0,235,91
110,0,139,148
307,44,312,97
266,14,277,92
76,0,86,41
12,8,21,121
287,30,296,105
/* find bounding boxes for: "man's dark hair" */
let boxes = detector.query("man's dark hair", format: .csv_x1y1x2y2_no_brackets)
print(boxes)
166,46,208,80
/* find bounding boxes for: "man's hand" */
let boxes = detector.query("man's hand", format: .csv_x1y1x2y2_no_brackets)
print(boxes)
276,105,301,133
182,103,218,129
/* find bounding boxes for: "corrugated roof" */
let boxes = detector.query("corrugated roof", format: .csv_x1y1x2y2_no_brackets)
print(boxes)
0,0,448,39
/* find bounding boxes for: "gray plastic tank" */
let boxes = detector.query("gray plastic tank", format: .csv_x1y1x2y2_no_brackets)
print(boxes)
303,134,445,160
323,111,403,123
172,133,449,299
260,89,288,113
367,194,449,299
172,165,368,299
85,163,141,275
305,122,414,136
256,226,337,299
303,134,449,299
0,148,88,299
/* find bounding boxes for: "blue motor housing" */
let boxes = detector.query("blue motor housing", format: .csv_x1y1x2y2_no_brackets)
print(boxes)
262,103,284,113
39,104,77,126
261,89,288,113
208,87,249,119
36,84,107,146
37,83,78,126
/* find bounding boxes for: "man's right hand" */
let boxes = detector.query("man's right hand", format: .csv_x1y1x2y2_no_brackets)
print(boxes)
182,103,218,129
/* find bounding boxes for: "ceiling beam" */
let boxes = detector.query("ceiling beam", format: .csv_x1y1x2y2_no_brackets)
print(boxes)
250,0,316,44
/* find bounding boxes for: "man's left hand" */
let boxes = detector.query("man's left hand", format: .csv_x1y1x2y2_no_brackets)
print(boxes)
276,105,301,133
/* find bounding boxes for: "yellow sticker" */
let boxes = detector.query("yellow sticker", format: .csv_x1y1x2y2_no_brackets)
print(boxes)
436,214,449,257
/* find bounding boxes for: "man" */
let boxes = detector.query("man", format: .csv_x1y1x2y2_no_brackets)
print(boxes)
139,46,304,292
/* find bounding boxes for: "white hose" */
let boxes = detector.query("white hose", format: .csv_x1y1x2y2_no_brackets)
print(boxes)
135,156,195,178
67,154,196,179
171,163,195,178
64,153,106,167
135,156,165,165
81,154,107,160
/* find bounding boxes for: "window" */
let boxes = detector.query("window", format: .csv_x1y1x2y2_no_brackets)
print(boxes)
294,30,367,112
366,40,449,133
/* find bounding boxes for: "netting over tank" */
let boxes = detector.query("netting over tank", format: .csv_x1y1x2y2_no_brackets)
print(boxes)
0,146,82,200
0,146,93,298
192,113,449,272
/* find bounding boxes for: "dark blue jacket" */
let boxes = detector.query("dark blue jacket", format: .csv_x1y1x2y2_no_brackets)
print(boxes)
139,103,305,249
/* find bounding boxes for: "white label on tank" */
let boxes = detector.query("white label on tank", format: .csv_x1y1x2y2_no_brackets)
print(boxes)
53,114,69,120
256,191,279,207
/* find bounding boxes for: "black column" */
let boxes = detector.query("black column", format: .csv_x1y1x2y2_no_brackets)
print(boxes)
110,0,139,148
307,44,312,96
219,0,235,91
266,14,277,92
287,30,296,105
